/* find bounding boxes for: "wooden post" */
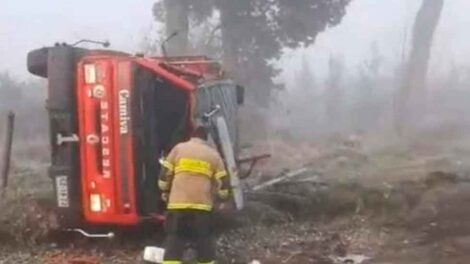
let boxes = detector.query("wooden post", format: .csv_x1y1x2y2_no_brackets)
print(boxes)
1,111,15,192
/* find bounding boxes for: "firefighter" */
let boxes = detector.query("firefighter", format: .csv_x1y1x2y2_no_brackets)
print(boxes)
158,123,231,264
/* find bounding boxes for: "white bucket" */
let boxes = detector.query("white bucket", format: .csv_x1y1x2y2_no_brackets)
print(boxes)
143,246,165,263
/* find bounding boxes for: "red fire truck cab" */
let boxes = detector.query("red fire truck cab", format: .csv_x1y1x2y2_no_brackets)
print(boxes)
27,44,244,228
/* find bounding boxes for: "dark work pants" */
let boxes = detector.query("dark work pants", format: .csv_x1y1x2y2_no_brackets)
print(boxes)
163,209,215,263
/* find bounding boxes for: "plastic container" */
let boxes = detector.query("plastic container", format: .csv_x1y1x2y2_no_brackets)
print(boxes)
143,246,165,263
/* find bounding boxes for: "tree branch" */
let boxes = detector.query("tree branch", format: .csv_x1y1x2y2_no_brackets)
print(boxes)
205,23,222,47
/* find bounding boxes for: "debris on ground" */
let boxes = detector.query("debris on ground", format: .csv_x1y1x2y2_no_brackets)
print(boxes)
3,139,470,263
330,254,370,264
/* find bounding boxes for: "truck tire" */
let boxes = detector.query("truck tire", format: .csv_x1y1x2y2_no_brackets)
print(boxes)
27,47,49,78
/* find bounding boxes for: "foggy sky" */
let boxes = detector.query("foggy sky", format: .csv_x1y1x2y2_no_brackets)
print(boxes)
1,0,470,79
0,0,154,78
284,0,470,80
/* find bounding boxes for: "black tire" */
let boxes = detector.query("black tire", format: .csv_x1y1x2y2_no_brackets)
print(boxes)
27,47,50,78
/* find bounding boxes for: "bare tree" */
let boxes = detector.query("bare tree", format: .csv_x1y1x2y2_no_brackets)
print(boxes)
325,55,345,135
395,0,445,134
353,42,384,130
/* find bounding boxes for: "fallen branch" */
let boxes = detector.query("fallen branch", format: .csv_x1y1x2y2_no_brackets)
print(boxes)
282,250,302,263
251,168,309,191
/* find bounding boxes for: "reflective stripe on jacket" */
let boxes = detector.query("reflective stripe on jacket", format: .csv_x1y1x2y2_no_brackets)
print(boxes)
159,138,230,211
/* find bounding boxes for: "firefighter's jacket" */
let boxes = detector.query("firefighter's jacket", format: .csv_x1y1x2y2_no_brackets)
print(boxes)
158,138,230,211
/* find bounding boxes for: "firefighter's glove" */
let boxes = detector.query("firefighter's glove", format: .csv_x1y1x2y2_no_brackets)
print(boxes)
161,192,169,202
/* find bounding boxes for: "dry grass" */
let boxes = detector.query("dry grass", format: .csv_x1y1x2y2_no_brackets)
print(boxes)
0,137,54,245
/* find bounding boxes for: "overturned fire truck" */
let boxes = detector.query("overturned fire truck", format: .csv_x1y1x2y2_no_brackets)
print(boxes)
27,42,249,232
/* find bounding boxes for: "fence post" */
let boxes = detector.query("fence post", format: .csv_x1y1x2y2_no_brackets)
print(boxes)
1,111,15,194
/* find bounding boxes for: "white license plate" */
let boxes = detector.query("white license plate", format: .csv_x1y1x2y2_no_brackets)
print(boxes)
55,176,70,208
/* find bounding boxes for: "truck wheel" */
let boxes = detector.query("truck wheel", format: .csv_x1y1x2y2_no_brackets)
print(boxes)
27,48,49,78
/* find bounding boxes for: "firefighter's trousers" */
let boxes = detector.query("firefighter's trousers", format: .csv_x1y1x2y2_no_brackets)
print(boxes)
163,209,215,264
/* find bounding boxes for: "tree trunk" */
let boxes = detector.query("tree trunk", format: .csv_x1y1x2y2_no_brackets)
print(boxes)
164,0,189,56
218,0,272,108
395,0,444,134
218,0,239,78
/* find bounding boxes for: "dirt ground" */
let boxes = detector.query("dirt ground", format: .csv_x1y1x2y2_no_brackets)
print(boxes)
2,136,470,264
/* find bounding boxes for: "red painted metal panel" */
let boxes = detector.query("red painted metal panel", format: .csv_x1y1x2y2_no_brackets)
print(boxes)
75,53,200,226
76,58,138,225
134,58,196,91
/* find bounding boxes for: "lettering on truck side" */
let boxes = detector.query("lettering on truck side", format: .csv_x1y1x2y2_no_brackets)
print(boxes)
118,90,130,135
56,175,70,208
100,101,111,178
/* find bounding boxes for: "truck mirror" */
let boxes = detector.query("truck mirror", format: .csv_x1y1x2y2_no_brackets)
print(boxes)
236,85,245,105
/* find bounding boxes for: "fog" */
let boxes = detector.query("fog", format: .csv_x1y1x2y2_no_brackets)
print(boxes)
4,2,470,261
2,0,470,78
1,0,470,144
0,0,154,77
